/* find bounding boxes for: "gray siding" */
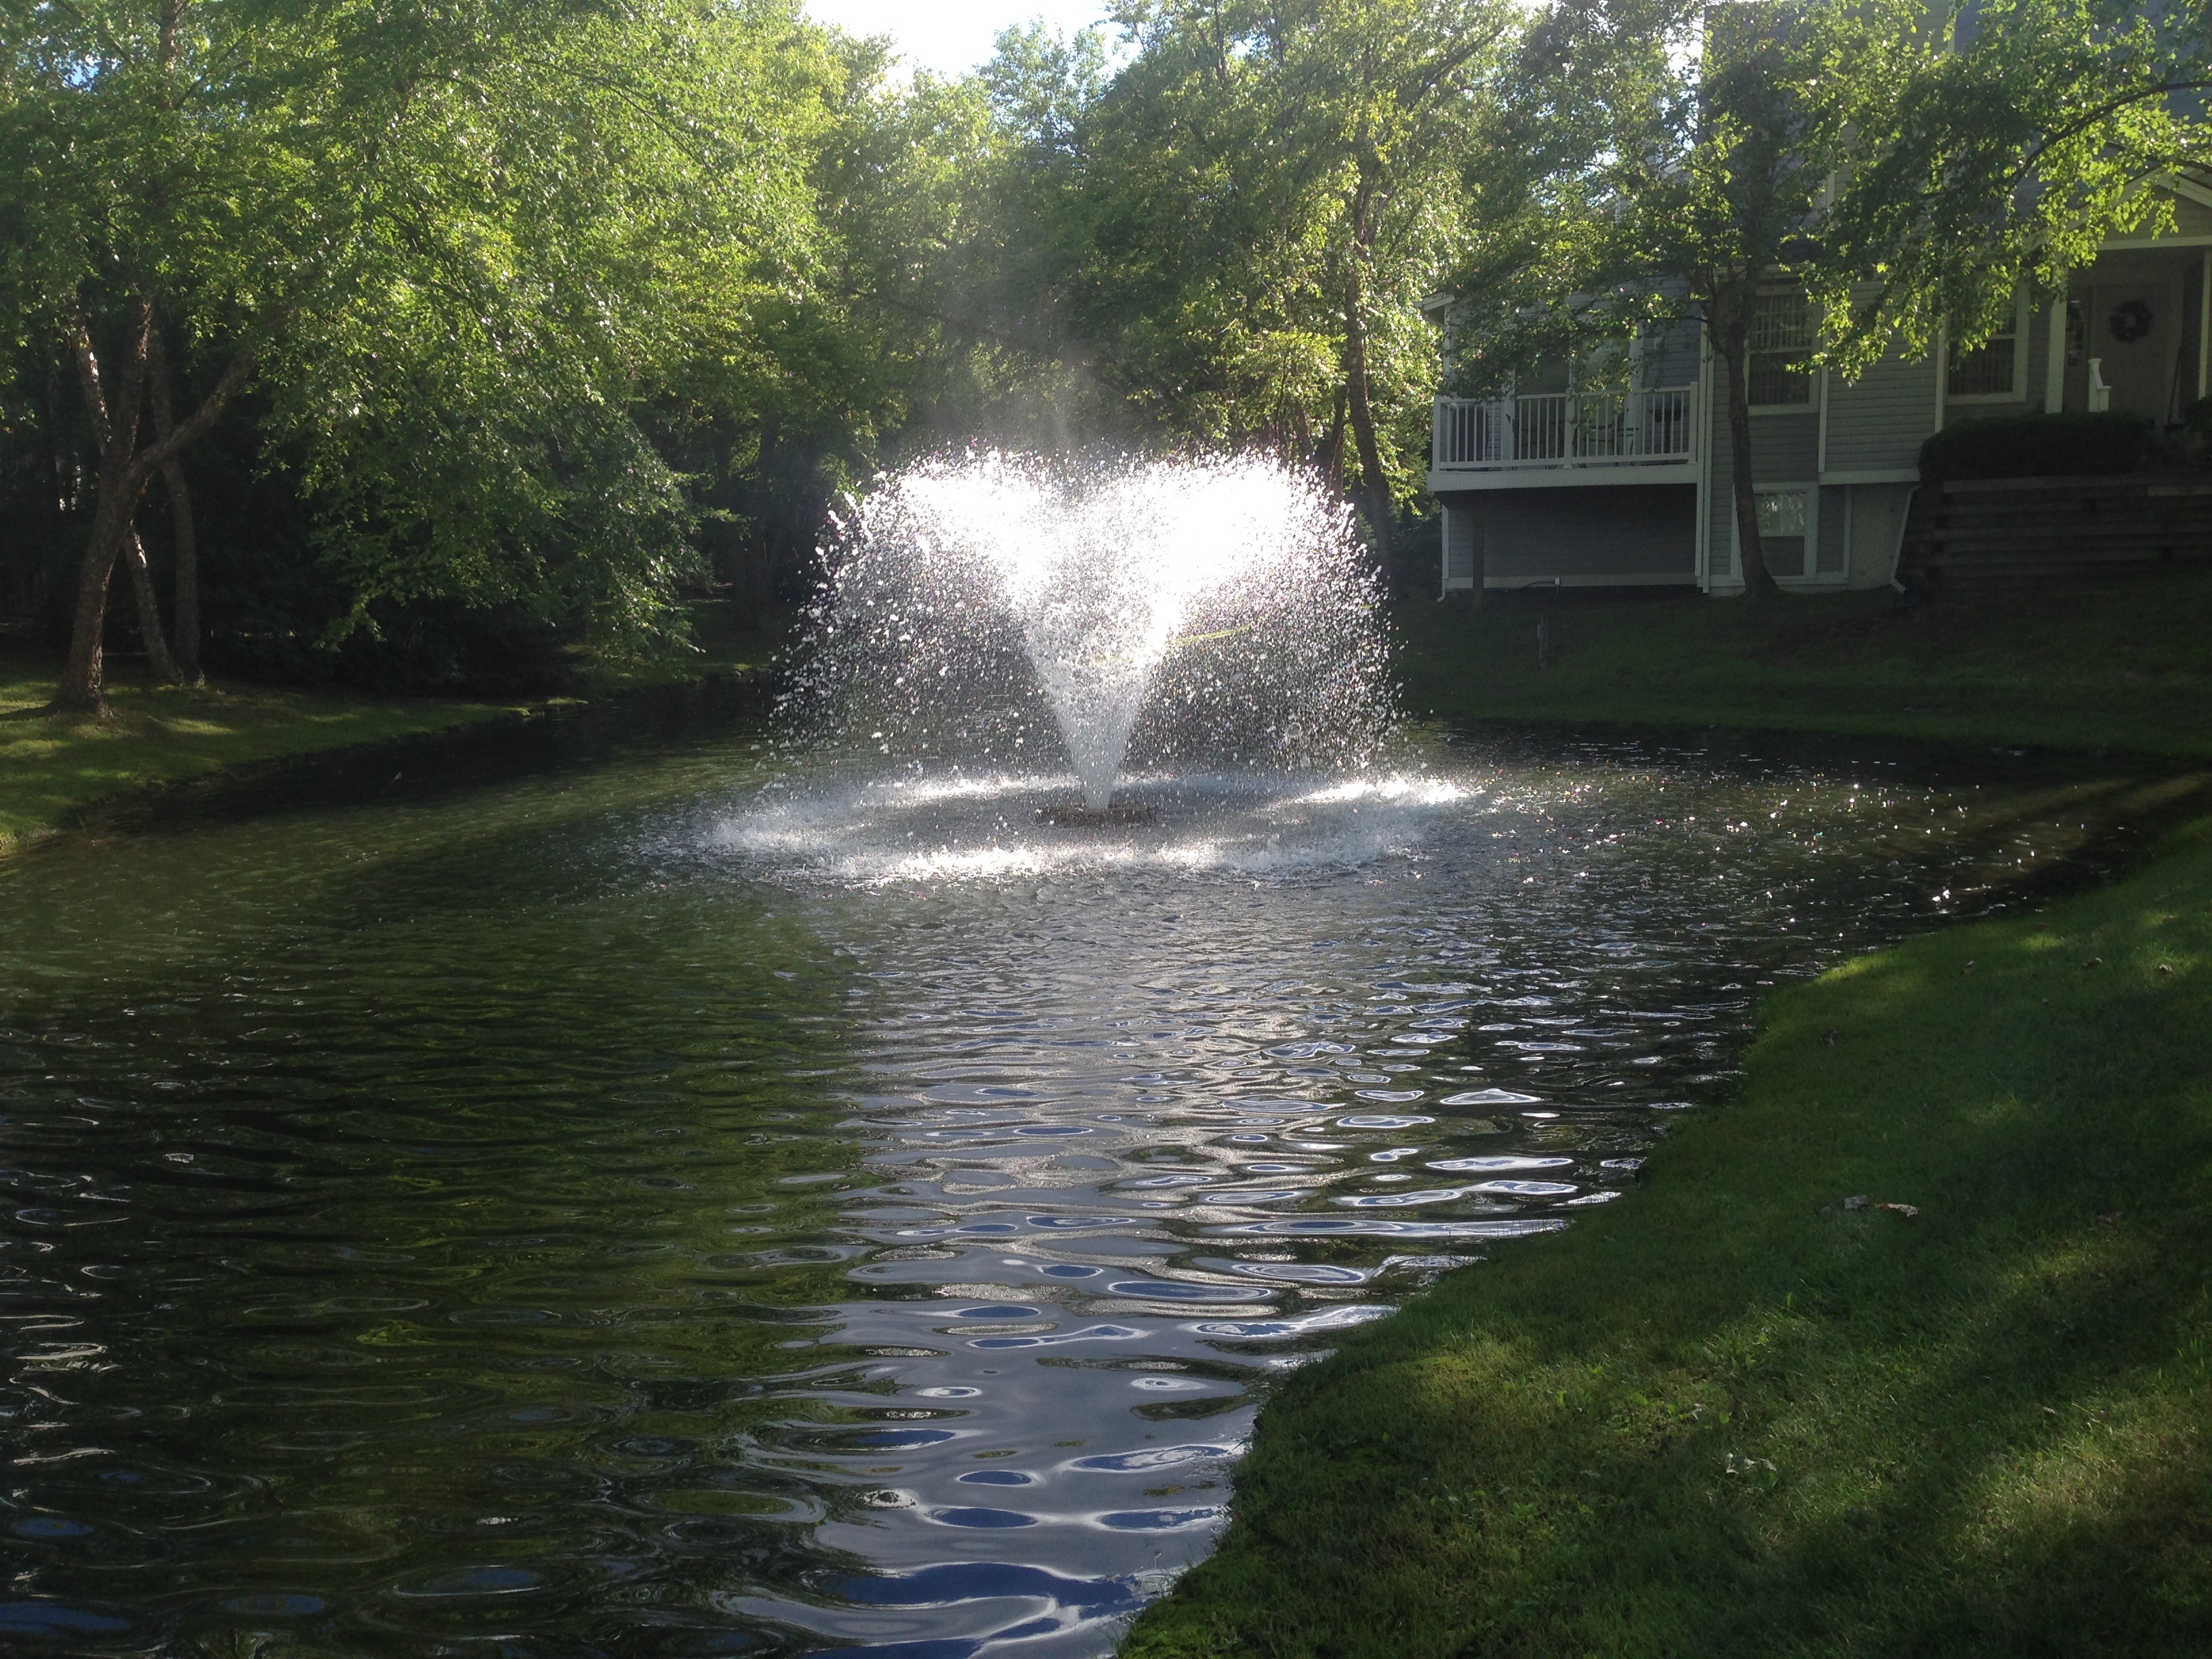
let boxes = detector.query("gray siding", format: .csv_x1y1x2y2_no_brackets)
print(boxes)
1643,319,1703,387
1826,347,1938,474
1443,505,1479,586
2172,194,2212,239
1817,486,1848,575
1750,411,1820,480
1443,485,1697,584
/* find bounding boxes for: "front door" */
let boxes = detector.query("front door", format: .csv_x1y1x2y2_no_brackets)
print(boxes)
2089,277,2179,420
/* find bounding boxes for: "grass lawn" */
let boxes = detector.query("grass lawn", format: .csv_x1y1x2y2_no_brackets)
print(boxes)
0,600,782,857
1393,573,2212,758
0,653,522,857
1122,808,2212,1658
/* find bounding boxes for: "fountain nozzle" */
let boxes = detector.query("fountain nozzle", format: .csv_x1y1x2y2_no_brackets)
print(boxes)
1038,801,1160,827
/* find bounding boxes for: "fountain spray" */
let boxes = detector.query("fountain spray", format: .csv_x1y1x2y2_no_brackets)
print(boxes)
781,452,1394,813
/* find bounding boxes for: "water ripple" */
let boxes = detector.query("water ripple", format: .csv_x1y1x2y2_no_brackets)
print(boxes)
0,716,2171,1654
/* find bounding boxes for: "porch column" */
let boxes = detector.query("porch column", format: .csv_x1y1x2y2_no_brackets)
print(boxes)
2045,284,2068,413
2200,258,2210,401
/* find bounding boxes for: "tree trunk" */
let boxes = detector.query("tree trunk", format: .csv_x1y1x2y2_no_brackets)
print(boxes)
1342,169,1400,602
57,306,256,710
123,530,187,683
1319,390,1347,488
58,306,154,712
1714,310,1778,600
56,496,142,712
149,330,202,680
1343,275,1398,602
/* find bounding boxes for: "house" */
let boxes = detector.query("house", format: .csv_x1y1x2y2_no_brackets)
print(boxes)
1428,178,2212,595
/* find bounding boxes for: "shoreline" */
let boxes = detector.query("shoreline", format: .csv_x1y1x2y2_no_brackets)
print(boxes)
0,618,776,861
14,575,2211,862
1116,577,2212,1656
1122,803,2212,1647
5,585,2208,1651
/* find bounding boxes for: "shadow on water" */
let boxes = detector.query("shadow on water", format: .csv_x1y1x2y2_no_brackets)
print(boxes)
57,675,776,844
0,702,2205,1656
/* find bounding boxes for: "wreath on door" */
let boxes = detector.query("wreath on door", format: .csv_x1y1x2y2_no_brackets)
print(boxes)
2108,299,2154,344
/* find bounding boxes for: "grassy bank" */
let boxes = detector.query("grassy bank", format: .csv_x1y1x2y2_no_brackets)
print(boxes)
0,602,779,857
1395,573,2212,758
0,655,520,857
1124,809,2212,1657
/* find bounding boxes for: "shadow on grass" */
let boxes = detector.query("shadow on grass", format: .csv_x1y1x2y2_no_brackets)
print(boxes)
1123,824,2212,1659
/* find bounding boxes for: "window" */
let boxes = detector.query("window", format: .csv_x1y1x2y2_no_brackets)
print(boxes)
1948,302,2021,398
1746,293,1814,407
1755,490,1809,577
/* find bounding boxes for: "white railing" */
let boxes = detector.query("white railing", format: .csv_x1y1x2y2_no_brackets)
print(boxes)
1433,386,1698,470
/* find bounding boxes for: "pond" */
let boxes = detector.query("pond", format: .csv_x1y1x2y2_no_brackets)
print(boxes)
0,694,2192,1656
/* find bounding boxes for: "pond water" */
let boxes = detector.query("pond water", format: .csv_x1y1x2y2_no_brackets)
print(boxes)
0,697,2192,1656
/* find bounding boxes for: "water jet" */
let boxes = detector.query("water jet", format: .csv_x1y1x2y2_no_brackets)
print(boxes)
783,451,1393,802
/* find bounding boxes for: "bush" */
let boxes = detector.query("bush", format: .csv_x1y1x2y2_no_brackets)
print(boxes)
1919,411,2154,484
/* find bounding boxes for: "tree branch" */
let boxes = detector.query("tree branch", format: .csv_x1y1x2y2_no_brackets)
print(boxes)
124,346,258,489
2008,79,2212,186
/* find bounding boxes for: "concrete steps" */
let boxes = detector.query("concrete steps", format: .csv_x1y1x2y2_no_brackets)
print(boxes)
1902,474,2212,588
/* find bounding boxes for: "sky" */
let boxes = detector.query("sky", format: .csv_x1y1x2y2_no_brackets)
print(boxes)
804,0,1117,77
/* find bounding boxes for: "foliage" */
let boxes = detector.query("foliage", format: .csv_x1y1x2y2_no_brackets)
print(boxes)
1919,411,2156,484
0,0,839,696
1822,0,2212,368
1070,0,1515,547
5,0,2207,686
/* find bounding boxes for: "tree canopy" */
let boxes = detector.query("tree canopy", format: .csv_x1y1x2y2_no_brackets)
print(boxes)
2,0,2205,697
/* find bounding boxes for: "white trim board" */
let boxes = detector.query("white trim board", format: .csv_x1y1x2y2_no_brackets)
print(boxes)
1698,330,1716,591
1481,571,1700,589
2201,256,2211,399
1425,464,1698,494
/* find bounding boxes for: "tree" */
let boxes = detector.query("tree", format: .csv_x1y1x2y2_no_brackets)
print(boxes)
0,0,823,710
1065,0,1517,598
1444,0,1924,596
1448,0,2212,596
1819,0,2212,377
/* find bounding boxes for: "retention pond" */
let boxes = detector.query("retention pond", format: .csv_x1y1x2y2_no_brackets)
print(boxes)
1,696,2198,1656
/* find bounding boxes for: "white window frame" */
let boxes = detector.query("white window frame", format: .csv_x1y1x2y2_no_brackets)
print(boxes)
1727,481,1826,582
1745,291,1821,415
1946,289,2031,404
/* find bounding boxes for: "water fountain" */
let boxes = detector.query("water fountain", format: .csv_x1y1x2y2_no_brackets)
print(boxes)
780,451,1395,818
5,523,2160,1654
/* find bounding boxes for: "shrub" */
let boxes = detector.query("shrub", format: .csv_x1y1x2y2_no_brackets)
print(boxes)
1919,411,2154,484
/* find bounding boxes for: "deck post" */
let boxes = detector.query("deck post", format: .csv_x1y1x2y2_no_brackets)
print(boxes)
2199,258,2210,400
2046,284,2068,413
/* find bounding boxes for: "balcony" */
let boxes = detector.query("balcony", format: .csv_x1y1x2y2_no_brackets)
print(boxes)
1431,386,1698,487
